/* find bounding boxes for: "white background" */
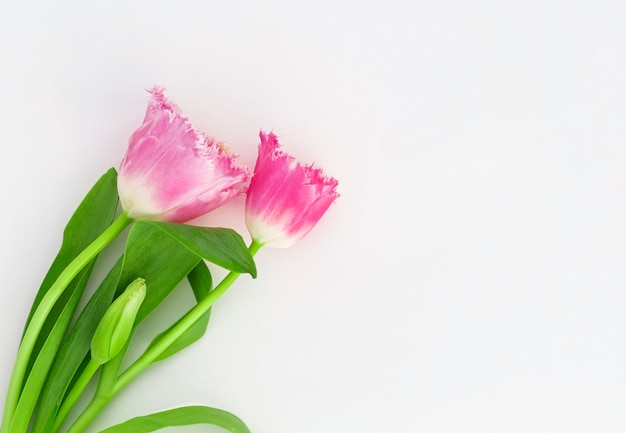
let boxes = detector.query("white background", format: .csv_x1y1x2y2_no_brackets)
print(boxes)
1,1,626,432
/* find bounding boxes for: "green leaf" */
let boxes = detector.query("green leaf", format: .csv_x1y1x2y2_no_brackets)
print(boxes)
188,259,213,302
98,406,251,433
145,222,257,277
32,224,202,433
23,168,119,380
122,222,201,324
148,260,213,363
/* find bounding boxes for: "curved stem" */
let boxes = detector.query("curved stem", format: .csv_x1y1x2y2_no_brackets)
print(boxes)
1,213,132,433
50,359,101,433
116,240,262,392
96,338,132,398
65,240,263,433
64,396,108,433
62,336,133,433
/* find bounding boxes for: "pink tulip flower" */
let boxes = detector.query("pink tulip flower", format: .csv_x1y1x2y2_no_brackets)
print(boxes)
245,131,339,248
118,87,250,223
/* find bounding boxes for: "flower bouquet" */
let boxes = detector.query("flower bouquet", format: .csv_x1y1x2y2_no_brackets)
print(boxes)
1,87,338,433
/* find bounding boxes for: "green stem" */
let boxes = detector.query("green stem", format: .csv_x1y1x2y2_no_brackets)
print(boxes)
57,336,132,433
64,396,108,433
96,338,132,398
1,213,132,433
50,359,101,433
65,241,263,433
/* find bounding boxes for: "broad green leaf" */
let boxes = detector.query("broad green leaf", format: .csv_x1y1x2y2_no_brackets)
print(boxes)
23,168,119,380
188,259,213,303
148,260,213,363
145,222,257,277
33,225,201,433
98,405,251,433
123,222,201,323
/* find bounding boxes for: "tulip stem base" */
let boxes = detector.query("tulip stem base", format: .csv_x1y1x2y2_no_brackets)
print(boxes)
1,212,133,433
51,359,101,433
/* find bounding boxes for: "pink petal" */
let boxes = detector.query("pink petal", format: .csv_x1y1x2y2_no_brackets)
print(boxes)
245,131,338,248
118,87,250,223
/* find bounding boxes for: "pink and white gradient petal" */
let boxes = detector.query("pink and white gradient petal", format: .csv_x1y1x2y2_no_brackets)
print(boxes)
118,87,250,223
245,131,339,248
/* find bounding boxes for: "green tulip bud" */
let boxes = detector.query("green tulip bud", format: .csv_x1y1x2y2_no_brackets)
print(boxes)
91,278,146,364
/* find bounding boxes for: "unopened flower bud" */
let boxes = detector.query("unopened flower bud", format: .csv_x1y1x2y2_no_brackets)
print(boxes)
91,278,146,364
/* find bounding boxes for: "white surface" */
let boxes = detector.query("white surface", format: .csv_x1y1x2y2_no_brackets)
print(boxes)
1,1,626,432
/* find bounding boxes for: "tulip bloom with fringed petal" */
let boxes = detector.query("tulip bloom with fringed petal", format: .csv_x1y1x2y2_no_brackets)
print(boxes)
118,87,250,223
245,131,339,248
